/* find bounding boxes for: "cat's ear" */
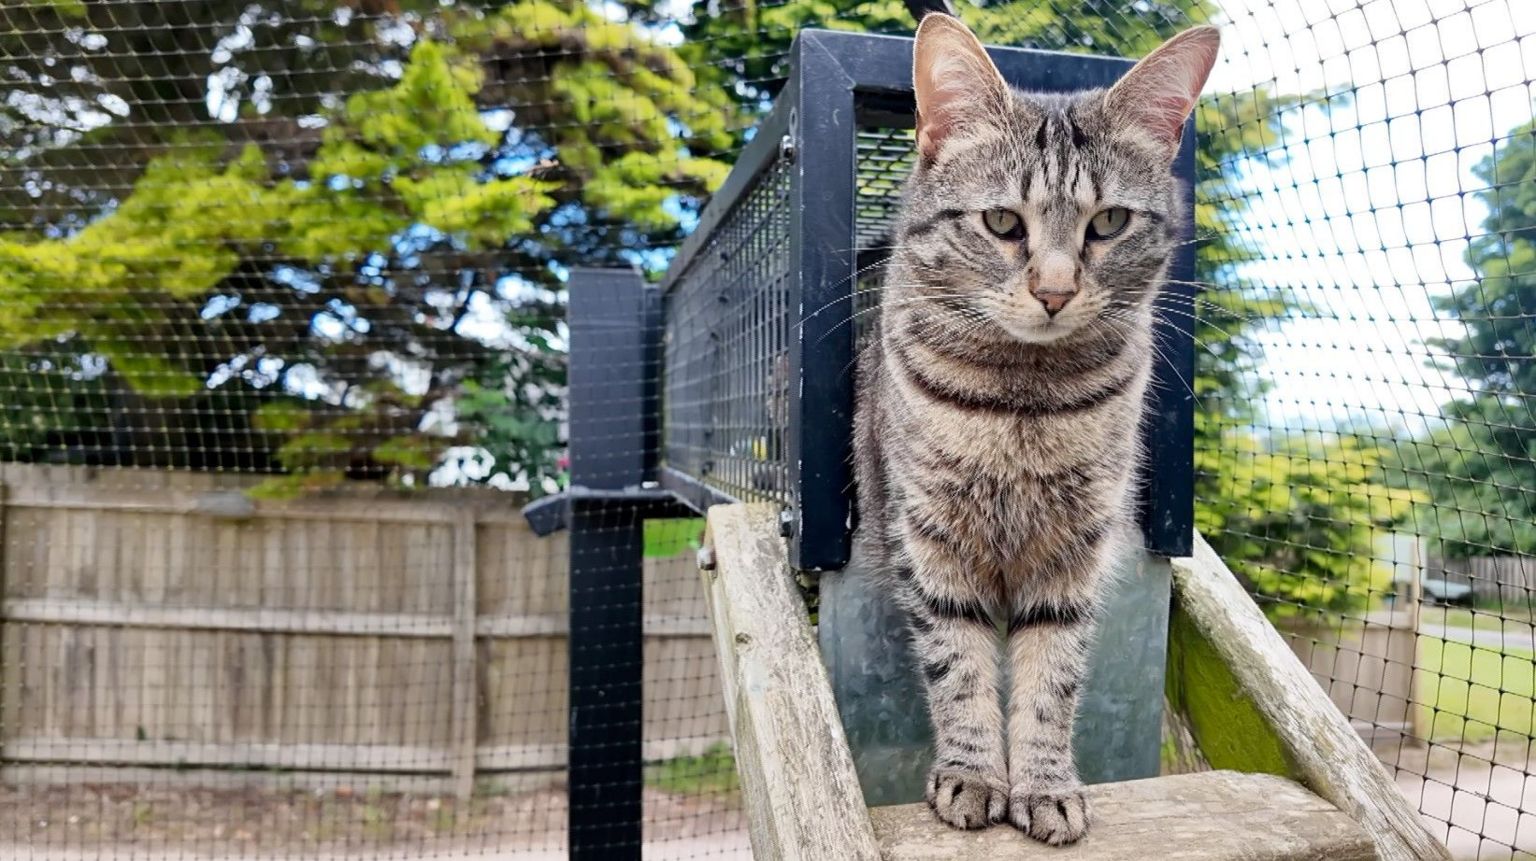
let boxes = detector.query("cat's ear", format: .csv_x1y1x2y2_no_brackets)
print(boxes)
913,14,1008,163
1105,26,1220,159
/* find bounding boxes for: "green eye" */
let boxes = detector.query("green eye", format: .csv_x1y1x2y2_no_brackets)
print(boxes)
1087,207,1131,240
982,208,1025,240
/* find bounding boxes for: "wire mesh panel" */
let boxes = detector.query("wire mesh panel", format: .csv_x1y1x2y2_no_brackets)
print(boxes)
0,1,744,859
3,0,1536,858
661,156,794,504
1185,2,1536,858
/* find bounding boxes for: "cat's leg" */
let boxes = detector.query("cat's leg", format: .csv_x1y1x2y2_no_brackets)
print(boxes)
898,566,1008,830
1004,566,1104,845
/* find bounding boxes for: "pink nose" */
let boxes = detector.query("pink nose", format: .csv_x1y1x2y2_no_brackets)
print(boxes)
1033,289,1076,317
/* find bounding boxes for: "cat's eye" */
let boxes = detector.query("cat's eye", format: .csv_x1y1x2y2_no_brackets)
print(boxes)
982,208,1025,240
1086,207,1131,240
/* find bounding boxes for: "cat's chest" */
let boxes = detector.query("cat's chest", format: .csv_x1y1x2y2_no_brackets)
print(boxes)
901,397,1135,473
890,400,1138,566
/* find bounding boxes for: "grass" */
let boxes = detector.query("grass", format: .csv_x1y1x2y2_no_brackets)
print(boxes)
644,743,740,797
644,518,704,559
1421,603,1536,632
1415,637,1536,744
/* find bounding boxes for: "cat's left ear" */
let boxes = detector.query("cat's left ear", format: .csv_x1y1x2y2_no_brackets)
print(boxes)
1105,26,1220,160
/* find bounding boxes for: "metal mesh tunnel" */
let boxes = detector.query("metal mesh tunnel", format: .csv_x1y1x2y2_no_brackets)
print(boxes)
0,0,1534,859
659,30,1196,574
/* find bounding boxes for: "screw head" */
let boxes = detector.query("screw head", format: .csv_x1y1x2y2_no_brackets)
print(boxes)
778,133,797,162
779,509,796,537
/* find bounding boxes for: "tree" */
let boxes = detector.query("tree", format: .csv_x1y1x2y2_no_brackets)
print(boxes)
0,1,734,494
1407,119,1536,555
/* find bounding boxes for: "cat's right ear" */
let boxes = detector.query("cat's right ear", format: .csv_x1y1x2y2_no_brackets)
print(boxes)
1104,26,1220,160
913,14,1008,163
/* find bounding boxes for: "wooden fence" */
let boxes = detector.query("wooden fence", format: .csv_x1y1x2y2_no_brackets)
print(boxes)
0,464,726,797
1282,612,1419,745
1429,556,1536,604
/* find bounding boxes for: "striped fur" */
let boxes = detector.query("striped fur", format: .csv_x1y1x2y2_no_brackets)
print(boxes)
852,16,1217,844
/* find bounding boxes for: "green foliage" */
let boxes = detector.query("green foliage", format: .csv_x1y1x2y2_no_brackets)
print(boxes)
1413,119,1536,555
1196,432,1421,615
1189,90,1307,424
643,519,705,558
1,1,731,493
0,143,285,396
1184,89,1407,617
1394,398,1536,556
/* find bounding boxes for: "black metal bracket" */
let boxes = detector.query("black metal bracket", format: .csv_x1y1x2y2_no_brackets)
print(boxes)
522,486,697,537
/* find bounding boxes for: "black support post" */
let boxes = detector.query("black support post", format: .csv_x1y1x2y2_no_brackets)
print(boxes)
786,38,859,573
564,267,655,861
566,497,646,858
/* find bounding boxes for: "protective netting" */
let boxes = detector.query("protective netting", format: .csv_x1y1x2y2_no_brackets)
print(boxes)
1,0,1532,858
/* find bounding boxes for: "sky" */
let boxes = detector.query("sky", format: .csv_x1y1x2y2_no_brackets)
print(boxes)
1199,0,1534,436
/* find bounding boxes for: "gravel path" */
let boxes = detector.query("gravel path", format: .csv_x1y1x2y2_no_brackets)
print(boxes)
0,784,750,861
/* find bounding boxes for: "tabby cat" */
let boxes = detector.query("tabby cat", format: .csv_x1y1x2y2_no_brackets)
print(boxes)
852,15,1218,844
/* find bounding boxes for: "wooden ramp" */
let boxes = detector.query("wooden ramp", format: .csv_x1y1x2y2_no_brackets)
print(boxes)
871,771,1372,860
699,504,1448,861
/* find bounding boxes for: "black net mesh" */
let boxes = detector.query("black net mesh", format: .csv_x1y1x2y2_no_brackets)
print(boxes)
1,0,1533,858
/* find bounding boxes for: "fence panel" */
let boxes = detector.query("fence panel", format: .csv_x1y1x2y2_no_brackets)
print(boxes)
0,464,724,797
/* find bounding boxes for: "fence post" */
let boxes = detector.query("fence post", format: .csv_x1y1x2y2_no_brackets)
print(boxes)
450,510,478,801
564,268,658,861
0,481,6,771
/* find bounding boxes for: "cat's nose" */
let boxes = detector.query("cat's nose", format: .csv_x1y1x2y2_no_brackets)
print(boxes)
1028,251,1079,318
1034,289,1076,317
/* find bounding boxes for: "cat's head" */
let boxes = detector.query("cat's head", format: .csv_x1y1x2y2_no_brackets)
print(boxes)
894,15,1218,346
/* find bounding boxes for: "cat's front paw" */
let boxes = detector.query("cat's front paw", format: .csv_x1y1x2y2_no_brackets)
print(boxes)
925,768,1008,830
1009,786,1089,845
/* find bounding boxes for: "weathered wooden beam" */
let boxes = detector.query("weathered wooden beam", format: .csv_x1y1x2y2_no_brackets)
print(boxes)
1168,534,1450,861
1,600,712,638
702,503,881,861
449,513,479,801
872,770,1376,860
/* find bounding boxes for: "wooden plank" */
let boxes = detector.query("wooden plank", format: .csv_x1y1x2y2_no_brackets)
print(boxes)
1,600,715,639
703,503,880,861
7,483,463,524
0,464,719,789
5,737,453,772
471,738,730,771
2,600,457,637
477,612,711,638
1169,534,1450,861
1,764,457,796
872,771,1376,860
450,513,478,801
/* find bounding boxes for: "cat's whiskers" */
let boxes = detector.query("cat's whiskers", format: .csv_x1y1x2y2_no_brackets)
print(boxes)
1155,291,1277,322
1098,307,1229,358
1142,300,1254,344
1090,312,1205,409
836,305,994,380
814,294,993,347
